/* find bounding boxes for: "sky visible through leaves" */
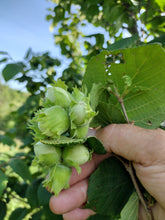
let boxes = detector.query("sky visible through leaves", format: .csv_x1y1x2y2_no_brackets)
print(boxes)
0,0,109,90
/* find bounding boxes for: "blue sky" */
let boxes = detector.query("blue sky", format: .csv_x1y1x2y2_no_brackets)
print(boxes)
0,0,111,90
0,0,57,60
0,0,73,89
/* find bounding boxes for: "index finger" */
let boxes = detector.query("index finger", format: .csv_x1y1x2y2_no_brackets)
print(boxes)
96,124,165,166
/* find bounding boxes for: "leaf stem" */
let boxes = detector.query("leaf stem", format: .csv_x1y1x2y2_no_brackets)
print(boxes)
118,98,130,124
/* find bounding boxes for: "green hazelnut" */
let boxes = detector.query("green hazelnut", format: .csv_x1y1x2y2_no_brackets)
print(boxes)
37,106,69,138
43,164,72,196
62,144,90,173
45,87,71,108
34,142,61,166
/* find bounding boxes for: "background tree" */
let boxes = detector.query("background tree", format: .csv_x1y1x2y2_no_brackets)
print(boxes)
0,0,165,219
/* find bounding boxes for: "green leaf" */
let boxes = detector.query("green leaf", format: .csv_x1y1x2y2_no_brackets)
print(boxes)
37,182,52,206
155,0,165,11
149,34,165,47
83,50,109,92
26,179,42,208
84,44,165,129
42,205,63,220
9,208,27,220
2,62,24,81
86,136,106,154
9,159,32,182
0,51,8,55
24,48,33,59
0,58,8,63
89,83,111,110
7,176,28,197
31,210,42,220
107,35,139,51
0,201,7,220
86,157,134,217
87,214,114,219
0,170,8,198
91,102,126,128
109,44,165,128
0,134,16,146
120,191,139,220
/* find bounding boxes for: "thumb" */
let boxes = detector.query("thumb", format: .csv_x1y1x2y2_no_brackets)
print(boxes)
96,124,165,166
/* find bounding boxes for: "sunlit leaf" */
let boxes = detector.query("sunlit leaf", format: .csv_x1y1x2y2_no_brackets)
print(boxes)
83,44,165,129
120,191,139,220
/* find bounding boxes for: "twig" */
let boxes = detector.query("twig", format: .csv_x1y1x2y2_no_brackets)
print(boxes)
128,161,153,220
113,154,153,220
109,86,153,220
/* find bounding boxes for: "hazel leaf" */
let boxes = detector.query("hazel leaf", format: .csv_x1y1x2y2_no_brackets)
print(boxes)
86,157,134,217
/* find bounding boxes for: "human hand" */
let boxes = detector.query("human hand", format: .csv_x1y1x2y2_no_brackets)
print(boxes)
49,124,165,220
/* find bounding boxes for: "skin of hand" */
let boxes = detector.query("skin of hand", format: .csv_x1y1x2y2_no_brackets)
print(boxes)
49,124,165,220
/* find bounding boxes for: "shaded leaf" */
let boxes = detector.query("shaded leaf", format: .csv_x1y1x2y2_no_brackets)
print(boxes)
37,182,52,206
31,210,42,220
0,201,7,220
86,157,134,217
42,205,63,220
9,159,32,182
7,176,28,198
0,170,8,198
87,214,114,220
149,34,165,47
9,208,27,220
91,102,126,128
86,136,106,154
26,179,42,208
0,134,16,146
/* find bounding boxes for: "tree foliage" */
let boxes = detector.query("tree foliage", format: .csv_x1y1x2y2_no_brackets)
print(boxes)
0,0,165,219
